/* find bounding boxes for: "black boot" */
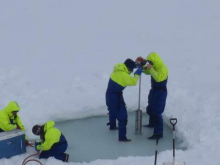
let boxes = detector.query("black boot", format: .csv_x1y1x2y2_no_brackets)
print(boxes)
143,124,154,128
109,126,118,130
148,134,163,140
119,138,132,142
65,153,69,162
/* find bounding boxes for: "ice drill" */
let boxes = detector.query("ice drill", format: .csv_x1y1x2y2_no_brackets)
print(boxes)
135,74,142,134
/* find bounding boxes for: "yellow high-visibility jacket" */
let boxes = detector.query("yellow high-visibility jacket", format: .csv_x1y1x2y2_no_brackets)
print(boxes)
110,63,139,87
143,52,168,82
0,101,25,132
37,121,61,151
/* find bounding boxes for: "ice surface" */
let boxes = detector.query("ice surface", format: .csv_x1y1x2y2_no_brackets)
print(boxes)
55,112,185,163
163,162,185,165
1,0,220,164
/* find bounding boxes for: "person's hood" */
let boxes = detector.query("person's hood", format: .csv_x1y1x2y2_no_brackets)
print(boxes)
114,63,130,74
44,121,55,132
146,52,165,70
4,101,21,115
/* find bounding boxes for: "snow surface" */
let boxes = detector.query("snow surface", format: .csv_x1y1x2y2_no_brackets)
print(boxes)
0,0,220,164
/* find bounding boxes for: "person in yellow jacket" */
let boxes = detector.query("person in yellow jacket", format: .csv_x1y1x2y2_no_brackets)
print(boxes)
106,59,143,142
136,52,168,140
32,121,69,162
0,101,29,144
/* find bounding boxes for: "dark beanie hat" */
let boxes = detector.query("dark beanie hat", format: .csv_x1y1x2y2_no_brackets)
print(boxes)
32,125,41,135
124,59,137,71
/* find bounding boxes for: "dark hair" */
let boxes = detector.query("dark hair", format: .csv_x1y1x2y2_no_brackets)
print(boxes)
124,59,137,72
39,126,45,141
32,125,45,141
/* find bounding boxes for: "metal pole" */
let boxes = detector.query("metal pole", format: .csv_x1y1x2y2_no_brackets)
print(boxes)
138,75,141,110
135,75,142,134
154,138,159,165
173,125,175,164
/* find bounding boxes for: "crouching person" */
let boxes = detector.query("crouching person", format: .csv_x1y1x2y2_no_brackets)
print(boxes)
32,121,69,162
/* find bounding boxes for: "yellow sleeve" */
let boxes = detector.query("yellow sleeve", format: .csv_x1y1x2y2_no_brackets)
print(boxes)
16,115,28,139
148,66,168,82
16,115,25,131
37,140,52,151
123,74,139,86
143,68,150,75
0,114,17,131
37,129,61,151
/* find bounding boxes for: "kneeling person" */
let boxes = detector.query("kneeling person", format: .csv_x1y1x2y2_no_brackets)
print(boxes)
32,121,69,162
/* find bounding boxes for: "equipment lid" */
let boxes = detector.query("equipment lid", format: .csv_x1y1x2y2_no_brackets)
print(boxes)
0,129,25,141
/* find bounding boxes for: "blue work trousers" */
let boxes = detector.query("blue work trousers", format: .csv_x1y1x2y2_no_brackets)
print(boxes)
39,134,68,162
106,92,128,140
146,88,167,135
